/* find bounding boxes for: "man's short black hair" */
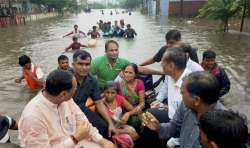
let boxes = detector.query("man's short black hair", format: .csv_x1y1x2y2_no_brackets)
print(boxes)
165,30,181,41
58,55,69,62
45,69,73,96
73,50,92,62
185,71,220,104
105,40,119,52
202,50,216,60
163,48,187,70
18,55,31,67
199,110,249,148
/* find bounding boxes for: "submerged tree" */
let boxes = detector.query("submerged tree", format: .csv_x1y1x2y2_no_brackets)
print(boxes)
198,0,240,32
239,0,250,32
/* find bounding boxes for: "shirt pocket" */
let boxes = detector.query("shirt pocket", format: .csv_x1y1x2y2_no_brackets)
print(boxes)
64,115,77,133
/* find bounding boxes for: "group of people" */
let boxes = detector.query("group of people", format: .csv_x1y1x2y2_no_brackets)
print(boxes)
0,29,249,148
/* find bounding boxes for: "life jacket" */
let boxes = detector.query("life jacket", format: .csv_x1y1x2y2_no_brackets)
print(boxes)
23,65,42,90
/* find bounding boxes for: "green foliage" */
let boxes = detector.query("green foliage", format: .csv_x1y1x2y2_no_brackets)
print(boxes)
198,0,241,32
120,0,142,9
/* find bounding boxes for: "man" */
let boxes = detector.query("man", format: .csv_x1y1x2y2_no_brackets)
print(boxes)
0,114,18,143
123,24,137,39
63,24,86,38
15,55,44,91
72,50,117,139
199,110,249,148
57,55,73,73
139,48,191,148
141,71,225,148
140,29,199,66
91,40,163,89
201,50,230,97
87,26,100,39
18,70,113,148
64,36,88,52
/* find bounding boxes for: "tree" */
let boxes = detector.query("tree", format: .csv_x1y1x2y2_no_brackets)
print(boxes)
239,0,250,32
120,0,141,10
198,0,240,32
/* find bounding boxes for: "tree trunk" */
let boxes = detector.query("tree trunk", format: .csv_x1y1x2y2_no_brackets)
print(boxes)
240,0,247,32
223,18,229,32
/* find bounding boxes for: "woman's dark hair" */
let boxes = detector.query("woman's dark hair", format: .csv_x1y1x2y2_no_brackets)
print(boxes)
184,71,220,104
73,50,92,62
104,81,118,91
202,50,216,60
165,29,181,41
58,55,68,62
105,40,119,51
199,110,249,148
18,55,31,67
123,63,139,75
45,69,73,96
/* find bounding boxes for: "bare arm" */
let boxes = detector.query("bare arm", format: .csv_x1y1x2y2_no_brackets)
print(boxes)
63,31,73,37
138,66,164,75
15,75,24,83
79,43,88,48
65,43,73,52
140,57,155,66
79,30,86,36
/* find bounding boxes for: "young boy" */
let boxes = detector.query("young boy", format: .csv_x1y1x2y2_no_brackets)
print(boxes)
87,26,100,39
0,114,18,143
57,55,73,74
15,55,44,90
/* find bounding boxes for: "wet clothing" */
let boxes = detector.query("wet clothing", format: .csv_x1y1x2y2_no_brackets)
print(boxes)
88,31,100,39
0,115,16,143
23,64,44,90
91,55,130,88
201,63,230,97
18,91,103,148
124,28,136,39
73,74,109,138
153,46,199,63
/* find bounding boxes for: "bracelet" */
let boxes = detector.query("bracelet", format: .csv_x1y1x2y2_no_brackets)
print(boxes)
70,135,78,145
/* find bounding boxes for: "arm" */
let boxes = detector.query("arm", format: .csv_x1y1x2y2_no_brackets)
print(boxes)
23,69,43,86
19,116,75,148
65,43,73,52
218,68,230,97
138,66,164,75
15,75,24,83
140,57,155,66
133,29,137,36
63,31,73,38
79,30,86,36
97,32,101,38
79,43,88,48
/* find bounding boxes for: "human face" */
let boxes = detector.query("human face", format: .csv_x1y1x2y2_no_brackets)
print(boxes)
161,52,173,75
180,79,196,109
104,87,117,102
123,65,136,82
74,25,78,30
59,59,69,70
202,58,216,71
166,39,179,48
73,57,91,77
24,63,31,70
61,77,77,102
106,43,119,60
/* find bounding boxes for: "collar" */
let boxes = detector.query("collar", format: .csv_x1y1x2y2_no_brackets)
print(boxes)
105,55,120,67
40,90,58,108
175,68,191,88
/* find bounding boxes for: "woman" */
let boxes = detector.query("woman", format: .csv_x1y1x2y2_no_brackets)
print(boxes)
117,63,145,131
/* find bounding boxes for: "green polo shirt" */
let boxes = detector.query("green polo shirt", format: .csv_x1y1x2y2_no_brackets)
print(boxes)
91,55,130,88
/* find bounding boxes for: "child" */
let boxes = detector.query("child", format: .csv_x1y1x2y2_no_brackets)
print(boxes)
103,81,139,141
57,55,73,74
0,114,18,143
64,36,88,52
15,55,44,91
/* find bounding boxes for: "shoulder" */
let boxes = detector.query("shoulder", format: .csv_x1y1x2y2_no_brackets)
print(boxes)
118,57,130,65
116,95,125,105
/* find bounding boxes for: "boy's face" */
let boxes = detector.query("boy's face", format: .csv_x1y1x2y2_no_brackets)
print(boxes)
23,63,31,70
202,58,216,70
59,59,69,70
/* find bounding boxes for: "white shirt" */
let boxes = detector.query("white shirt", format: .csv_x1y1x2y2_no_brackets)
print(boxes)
157,68,191,119
187,58,203,72
31,63,44,80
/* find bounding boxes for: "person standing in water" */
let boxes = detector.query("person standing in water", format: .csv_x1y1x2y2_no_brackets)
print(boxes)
63,24,86,38
64,36,88,52
87,26,100,39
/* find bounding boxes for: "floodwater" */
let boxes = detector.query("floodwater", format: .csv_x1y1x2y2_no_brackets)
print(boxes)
0,10,250,142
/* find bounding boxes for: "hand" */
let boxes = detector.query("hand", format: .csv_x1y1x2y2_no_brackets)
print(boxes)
15,78,21,83
108,123,117,137
73,122,90,142
98,138,114,148
150,100,161,109
121,112,130,124
142,112,160,132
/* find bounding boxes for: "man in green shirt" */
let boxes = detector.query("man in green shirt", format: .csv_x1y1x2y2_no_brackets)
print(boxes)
91,40,163,88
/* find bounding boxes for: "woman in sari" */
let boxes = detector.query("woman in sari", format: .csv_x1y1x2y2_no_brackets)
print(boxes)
117,63,145,131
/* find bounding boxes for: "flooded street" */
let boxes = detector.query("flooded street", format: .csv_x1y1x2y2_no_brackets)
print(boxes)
0,10,250,141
